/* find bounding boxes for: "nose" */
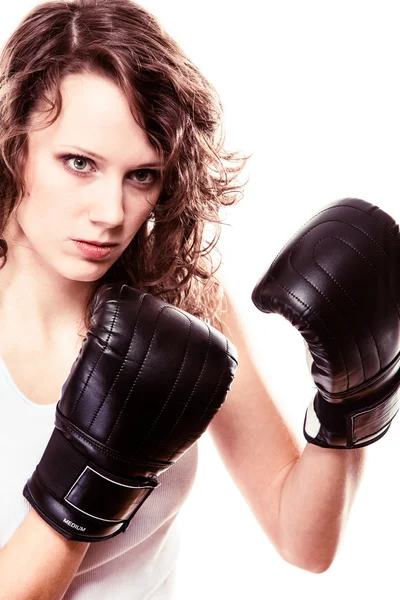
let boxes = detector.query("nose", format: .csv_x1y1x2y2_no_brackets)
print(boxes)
88,178,125,227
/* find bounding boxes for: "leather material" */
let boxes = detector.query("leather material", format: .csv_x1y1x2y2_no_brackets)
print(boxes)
252,198,400,448
23,284,238,541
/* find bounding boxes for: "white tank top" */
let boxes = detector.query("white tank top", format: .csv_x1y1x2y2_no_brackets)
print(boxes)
0,356,198,599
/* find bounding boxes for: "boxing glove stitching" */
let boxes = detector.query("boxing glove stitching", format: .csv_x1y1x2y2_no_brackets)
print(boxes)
265,200,400,282
290,230,393,386
288,220,397,272
286,220,400,319
330,222,400,318
263,201,372,274
129,309,195,456
289,240,361,388
88,292,147,433
70,291,122,418
313,235,400,364
303,201,400,246
105,302,187,445
280,221,399,391
269,273,350,388
312,236,385,372
287,261,358,387
151,324,212,458
168,334,232,462
57,410,171,467
325,202,400,245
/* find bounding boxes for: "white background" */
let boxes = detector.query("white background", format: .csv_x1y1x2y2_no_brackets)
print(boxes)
2,2,400,598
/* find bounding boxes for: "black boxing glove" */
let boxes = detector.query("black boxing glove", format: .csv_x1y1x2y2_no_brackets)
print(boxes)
252,198,400,449
23,284,237,541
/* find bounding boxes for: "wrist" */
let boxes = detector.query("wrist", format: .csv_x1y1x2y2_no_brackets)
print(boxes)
0,509,89,600
24,509,90,554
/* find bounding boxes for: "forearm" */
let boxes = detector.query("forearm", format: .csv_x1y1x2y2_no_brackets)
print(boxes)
0,509,89,600
277,443,366,573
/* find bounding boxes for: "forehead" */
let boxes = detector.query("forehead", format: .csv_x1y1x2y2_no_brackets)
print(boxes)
29,72,159,164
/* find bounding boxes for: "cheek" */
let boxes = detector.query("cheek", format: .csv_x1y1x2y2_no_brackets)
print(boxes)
29,154,82,206
125,190,159,227
122,212,148,243
16,183,73,239
27,163,82,221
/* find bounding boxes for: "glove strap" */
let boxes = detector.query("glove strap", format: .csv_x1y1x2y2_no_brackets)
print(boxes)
304,350,400,449
23,428,159,542
304,387,400,449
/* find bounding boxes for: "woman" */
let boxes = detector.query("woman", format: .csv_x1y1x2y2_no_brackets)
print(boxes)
0,0,377,598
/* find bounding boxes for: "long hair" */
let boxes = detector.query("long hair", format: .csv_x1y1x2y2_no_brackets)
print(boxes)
0,0,246,330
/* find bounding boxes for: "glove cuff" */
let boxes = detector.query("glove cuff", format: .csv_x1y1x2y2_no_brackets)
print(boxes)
303,349,400,449
303,386,400,449
23,428,159,542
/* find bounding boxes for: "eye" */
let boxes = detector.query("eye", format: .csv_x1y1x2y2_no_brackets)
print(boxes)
60,153,161,187
130,169,160,187
61,154,94,177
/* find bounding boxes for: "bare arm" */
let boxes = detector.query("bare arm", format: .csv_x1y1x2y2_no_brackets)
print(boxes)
209,291,366,573
276,442,364,571
0,508,89,600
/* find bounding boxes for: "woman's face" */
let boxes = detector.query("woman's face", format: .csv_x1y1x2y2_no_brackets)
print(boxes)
8,72,162,283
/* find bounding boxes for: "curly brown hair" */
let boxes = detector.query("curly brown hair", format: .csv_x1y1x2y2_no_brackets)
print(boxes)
0,0,246,331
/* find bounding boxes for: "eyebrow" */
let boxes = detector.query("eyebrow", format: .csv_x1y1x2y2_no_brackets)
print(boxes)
58,145,162,169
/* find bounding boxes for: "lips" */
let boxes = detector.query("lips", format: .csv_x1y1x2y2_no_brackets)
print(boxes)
75,240,118,247
73,240,117,259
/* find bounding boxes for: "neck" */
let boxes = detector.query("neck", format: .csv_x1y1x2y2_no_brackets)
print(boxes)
0,253,93,345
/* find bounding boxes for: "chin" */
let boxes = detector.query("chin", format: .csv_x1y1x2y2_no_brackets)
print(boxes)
56,262,113,283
